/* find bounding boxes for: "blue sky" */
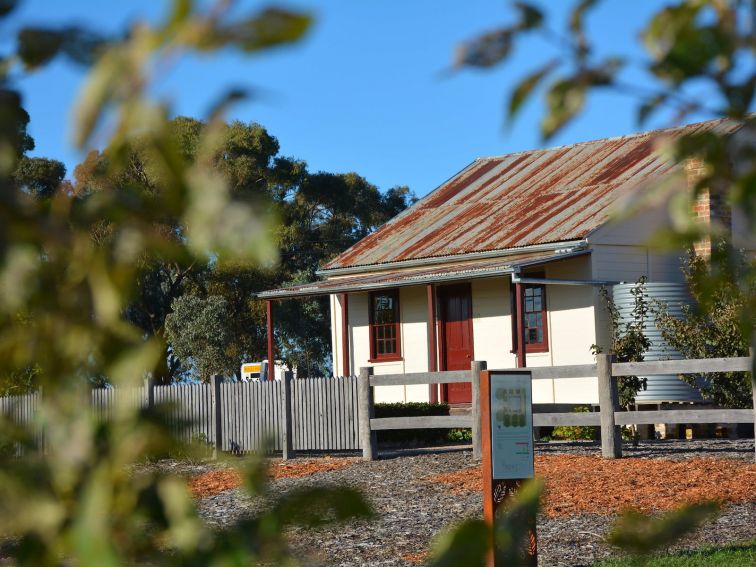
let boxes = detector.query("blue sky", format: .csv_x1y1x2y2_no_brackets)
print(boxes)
8,0,707,198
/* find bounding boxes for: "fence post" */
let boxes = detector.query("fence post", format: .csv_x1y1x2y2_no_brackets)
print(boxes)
211,374,223,459
281,370,295,460
471,360,486,461
598,354,622,458
750,341,755,463
143,377,155,409
358,367,377,461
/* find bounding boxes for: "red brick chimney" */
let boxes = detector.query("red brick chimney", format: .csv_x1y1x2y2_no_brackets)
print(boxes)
685,158,732,257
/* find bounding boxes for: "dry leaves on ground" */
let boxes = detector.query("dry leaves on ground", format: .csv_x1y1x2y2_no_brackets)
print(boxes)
188,457,358,498
428,454,756,516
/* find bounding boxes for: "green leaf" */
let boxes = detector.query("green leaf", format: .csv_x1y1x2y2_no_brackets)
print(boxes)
493,479,543,565
637,94,667,126
507,59,558,122
541,78,586,139
17,28,64,69
268,486,373,528
428,519,489,567
607,501,721,556
168,0,192,28
569,0,599,58
454,28,514,69
569,0,599,35
17,27,106,69
206,88,249,122
0,0,17,18
514,2,543,30
197,8,312,53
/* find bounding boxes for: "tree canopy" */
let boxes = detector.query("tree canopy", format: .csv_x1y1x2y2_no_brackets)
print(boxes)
71,116,414,382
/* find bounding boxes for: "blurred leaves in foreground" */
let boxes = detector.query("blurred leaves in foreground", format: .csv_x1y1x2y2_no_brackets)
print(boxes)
607,501,721,557
453,1,756,353
0,0,374,564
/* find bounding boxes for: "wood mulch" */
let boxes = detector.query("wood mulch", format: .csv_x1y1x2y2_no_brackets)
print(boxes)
427,454,756,517
187,457,358,498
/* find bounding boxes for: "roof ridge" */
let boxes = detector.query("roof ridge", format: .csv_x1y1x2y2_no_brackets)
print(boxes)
475,116,738,162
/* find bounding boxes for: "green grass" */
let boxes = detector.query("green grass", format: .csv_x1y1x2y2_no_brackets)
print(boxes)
594,540,756,566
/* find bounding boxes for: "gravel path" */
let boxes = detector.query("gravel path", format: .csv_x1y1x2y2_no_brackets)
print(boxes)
195,439,756,566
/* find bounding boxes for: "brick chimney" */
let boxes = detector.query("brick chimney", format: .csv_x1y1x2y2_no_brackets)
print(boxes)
685,158,732,257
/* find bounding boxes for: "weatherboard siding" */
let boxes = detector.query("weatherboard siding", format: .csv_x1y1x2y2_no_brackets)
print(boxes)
329,256,602,404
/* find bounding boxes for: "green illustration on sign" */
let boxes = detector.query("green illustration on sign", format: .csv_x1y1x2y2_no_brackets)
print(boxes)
490,373,534,479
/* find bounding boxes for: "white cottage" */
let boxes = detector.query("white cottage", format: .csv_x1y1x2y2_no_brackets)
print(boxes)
258,118,752,406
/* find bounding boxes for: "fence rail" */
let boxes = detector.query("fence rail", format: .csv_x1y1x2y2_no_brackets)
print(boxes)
357,355,755,462
2,356,753,461
0,376,361,457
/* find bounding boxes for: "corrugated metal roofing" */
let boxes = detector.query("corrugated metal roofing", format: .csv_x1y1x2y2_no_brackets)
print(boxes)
323,118,742,271
257,249,590,299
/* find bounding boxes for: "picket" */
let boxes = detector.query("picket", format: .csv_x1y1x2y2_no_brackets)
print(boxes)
3,375,364,456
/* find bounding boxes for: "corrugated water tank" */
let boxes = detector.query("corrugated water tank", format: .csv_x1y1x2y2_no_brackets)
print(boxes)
612,283,703,403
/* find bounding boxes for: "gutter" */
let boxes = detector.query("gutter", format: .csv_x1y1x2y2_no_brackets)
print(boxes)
257,249,594,300
511,269,622,287
317,240,588,277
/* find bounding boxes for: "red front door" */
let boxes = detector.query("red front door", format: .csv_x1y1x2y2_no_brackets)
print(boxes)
440,284,474,405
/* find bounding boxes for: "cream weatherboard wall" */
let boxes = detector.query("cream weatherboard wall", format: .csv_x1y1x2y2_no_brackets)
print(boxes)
328,255,603,404
330,287,430,403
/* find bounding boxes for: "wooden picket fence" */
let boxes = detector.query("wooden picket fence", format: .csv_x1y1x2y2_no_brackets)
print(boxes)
3,355,753,461
1,375,361,456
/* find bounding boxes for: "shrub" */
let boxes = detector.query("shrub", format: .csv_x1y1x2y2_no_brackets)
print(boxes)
374,402,451,445
447,428,472,442
655,253,754,408
550,406,597,440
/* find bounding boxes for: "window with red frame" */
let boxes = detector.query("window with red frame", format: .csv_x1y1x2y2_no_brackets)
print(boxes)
369,290,401,360
523,284,548,351
511,281,549,353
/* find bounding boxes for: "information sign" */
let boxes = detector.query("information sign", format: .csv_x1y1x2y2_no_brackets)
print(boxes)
489,373,534,479
480,370,536,566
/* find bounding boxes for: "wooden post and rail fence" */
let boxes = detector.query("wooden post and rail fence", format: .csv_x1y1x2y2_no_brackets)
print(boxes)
1,355,753,460
357,354,755,462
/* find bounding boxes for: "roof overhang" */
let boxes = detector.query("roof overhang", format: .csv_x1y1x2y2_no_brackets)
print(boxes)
316,239,587,277
256,248,591,300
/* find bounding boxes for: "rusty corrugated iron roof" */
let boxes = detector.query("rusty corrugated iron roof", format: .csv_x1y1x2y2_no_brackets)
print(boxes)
322,118,742,271
257,249,589,299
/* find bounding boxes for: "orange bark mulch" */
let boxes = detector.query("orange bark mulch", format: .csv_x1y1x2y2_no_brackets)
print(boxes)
400,551,430,564
188,457,358,498
427,454,756,517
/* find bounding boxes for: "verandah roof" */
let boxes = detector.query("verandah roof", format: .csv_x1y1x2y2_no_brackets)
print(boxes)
256,249,590,300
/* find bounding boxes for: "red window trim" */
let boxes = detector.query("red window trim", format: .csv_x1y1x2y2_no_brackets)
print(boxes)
524,283,549,353
368,289,402,362
510,274,549,354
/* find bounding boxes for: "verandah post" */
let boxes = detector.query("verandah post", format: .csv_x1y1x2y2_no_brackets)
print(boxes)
471,360,486,461
597,354,622,458
281,370,295,460
358,366,377,461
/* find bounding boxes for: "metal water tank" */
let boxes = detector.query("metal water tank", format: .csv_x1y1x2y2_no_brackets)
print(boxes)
611,283,703,403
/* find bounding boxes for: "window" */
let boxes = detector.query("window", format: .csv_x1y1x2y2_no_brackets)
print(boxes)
523,285,548,352
369,290,401,361
510,279,549,353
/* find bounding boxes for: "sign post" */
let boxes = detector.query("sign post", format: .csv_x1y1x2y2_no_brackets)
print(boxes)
480,369,537,566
